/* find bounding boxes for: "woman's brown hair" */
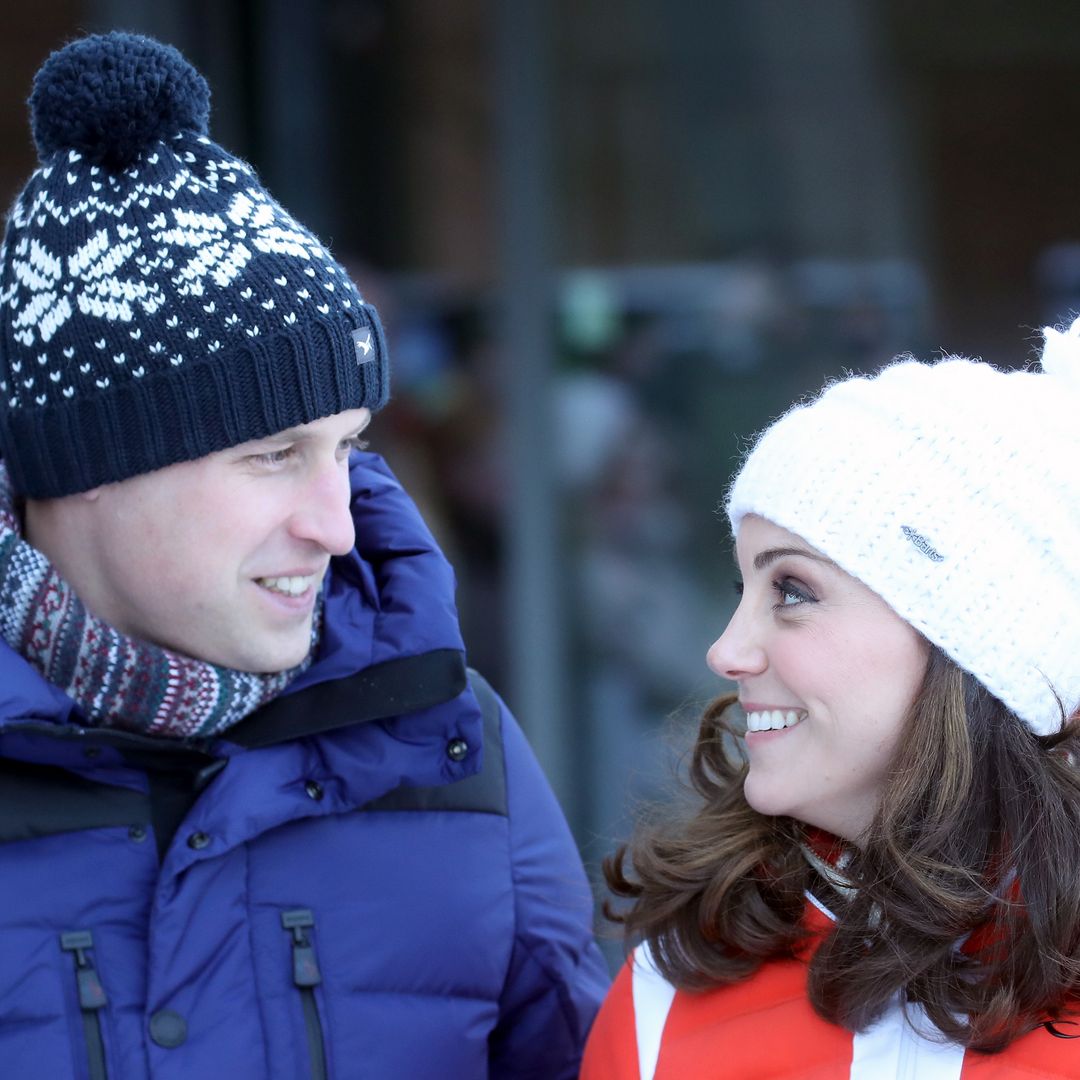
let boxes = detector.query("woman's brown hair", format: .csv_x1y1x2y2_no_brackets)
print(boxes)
604,646,1080,1051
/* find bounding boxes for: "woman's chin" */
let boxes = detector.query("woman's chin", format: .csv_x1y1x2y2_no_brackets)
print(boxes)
742,775,794,820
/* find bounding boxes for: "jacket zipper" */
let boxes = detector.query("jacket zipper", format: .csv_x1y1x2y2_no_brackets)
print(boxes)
282,909,327,1080
60,930,109,1080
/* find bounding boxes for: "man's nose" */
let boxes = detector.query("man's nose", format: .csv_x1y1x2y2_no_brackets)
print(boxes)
289,460,356,555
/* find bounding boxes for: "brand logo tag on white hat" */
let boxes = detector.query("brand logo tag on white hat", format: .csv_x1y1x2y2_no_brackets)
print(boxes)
352,328,374,363
901,525,945,563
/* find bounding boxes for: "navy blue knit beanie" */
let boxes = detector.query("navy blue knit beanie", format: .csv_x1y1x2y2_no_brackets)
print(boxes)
0,32,389,498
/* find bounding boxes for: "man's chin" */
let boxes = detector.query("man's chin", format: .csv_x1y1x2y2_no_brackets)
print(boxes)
245,649,311,676
210,634,313,675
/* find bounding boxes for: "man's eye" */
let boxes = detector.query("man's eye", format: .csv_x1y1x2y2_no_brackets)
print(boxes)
253,447,294,465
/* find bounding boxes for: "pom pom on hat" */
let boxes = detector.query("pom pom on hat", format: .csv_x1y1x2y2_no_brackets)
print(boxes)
29,32,210,169
1040,314,1080,389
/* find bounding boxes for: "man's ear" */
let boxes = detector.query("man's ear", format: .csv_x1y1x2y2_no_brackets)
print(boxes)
23,487,100,544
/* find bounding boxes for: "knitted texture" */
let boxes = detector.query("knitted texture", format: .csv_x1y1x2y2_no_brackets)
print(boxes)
727,321,1080,736
0,464,315,736
0,32,388,498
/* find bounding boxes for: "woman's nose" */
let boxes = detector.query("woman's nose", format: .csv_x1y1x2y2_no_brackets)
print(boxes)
707,608,767,681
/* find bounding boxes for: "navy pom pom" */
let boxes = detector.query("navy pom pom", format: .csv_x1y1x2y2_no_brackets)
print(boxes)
30,32,210,170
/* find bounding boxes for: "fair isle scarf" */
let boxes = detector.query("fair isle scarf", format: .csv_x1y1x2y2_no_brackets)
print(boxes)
0,465,318,738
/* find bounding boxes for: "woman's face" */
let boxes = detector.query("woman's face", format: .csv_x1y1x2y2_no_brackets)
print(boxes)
708,515,929,842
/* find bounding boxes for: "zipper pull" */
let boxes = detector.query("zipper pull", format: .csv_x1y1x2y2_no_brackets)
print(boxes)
60,930,109,1010
281,909,322,988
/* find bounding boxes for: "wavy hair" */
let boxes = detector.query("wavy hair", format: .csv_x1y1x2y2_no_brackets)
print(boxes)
604,647,1080,1051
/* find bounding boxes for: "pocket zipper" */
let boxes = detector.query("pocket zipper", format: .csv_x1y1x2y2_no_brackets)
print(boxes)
282,909,327,1080
60,930,109,1080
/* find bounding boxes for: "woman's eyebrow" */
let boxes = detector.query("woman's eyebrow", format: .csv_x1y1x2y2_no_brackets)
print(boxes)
753,546,835,572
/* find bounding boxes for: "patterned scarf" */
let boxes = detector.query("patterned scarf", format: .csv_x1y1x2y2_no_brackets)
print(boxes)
0,465,318,738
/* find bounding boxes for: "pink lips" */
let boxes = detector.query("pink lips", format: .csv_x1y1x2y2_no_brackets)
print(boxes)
744,727,796,742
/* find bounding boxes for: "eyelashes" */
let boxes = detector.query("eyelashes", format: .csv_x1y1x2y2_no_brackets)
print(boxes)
732,575,817,608
251,447,294,466
773,576,816,607
249,437,370,469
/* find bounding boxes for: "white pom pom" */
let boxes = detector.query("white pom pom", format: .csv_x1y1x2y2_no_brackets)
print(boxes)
1040,316,1080,386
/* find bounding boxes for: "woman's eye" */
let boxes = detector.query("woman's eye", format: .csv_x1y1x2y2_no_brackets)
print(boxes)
773,577,814,607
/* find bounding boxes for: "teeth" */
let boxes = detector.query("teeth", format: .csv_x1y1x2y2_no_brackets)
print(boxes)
257,575,315,597
745,709,804,733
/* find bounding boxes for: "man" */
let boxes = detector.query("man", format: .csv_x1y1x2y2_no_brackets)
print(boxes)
0,31,607,1078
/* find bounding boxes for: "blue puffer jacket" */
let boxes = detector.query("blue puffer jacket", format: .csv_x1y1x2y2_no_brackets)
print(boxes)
0,453,609,1079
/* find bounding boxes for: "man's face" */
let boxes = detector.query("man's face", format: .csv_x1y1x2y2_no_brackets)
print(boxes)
73,408,371,672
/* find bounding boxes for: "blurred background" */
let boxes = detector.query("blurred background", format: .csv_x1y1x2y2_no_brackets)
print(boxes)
6,1,1080,965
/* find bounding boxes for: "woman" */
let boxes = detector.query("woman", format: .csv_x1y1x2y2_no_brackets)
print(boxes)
582,323,1080,1078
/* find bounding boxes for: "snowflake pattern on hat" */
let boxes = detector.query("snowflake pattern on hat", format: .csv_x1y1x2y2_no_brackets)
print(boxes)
3,142,358,408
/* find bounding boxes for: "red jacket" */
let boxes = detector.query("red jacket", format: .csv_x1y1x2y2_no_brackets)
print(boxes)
582,893,1080,1079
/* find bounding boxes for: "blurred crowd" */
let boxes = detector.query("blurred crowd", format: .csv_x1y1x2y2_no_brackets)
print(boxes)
352,253,938,875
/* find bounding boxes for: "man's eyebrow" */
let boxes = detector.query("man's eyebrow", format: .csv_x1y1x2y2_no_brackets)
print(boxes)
244,414,371,449
753,546,835,572
249,426,307,445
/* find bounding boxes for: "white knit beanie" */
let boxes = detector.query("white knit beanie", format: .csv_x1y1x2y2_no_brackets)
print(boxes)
726,319,1080,736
